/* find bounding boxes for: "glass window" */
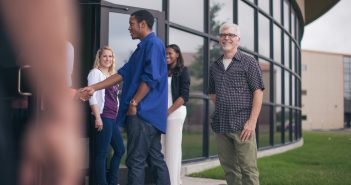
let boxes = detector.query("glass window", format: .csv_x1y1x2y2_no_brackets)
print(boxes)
258,0,270,14
170,0,204,32
291,10,296,39
284,33,290,67
182,98,205,159
274,106,283,145
273,0,281,24
284,108,291,143
292,75,295,106
259,59,270,103
285,70,290,105
169,28,204,93
283,0,290,31
273,24,281,64
258,105,271,148
210,40,221,62
291,43,295,72
109,13,140,70
274,64,282,104
210,0,233,35
238,1,254,51
259,13,270,57
105,0,162,11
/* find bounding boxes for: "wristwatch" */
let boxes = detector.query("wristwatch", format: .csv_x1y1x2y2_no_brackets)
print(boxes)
129,99,138,107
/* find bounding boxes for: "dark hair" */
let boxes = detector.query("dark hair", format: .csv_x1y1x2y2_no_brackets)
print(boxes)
131,10,154,29
167,44,185,75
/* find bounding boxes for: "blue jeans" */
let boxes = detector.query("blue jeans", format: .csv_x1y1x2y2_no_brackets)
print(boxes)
95,117,125,185
125,115,170,185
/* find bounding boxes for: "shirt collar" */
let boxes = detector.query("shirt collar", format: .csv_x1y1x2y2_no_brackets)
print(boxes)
215,49,243,65
137,32,156,48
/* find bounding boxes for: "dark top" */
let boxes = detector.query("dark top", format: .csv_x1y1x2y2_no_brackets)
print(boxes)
170,67,190,104
101,84,119,119
117,32,168,133
208,50,265,133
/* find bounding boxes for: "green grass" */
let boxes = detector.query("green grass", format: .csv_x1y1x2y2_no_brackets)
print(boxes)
190,131,351,185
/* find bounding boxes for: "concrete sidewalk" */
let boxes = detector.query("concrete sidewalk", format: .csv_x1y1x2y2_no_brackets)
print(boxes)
181,176,227,185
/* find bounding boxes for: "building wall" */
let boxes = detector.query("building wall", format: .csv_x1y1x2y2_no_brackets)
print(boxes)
301,50,344,130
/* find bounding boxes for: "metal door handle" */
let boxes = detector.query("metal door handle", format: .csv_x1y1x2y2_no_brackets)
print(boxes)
18,65,32,96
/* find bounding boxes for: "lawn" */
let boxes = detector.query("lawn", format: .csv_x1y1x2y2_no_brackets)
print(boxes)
190,131,351,185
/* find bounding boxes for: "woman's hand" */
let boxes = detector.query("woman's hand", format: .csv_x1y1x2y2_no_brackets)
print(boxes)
95,118,103,131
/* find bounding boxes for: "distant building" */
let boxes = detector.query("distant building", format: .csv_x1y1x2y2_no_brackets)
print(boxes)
302,50,351,130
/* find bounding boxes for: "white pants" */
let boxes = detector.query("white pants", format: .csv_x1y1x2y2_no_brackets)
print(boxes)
161,106,186,185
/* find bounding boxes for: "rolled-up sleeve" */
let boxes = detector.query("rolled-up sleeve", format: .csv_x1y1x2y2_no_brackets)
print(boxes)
180,67,190,103
247,60,265,93
141,42,165,89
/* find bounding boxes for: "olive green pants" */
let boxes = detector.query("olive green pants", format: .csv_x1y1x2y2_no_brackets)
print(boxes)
215,132,259,185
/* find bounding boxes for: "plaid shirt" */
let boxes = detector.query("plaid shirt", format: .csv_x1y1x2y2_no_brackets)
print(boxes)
208,50,265,133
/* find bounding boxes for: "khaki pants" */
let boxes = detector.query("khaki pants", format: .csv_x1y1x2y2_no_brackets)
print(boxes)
215,132,259,185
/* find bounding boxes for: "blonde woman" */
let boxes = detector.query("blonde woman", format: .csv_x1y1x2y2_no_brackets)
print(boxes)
88,46,125,185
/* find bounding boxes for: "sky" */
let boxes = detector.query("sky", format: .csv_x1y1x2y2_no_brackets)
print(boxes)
301,0,351,54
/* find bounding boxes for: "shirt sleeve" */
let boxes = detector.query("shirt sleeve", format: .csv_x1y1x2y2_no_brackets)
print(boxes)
117,62,130,80
140,42,165,89
180,67,191,103
87,69,101,105
247,59,265,93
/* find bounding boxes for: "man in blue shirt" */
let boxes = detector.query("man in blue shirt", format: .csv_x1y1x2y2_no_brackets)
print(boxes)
81,10,170,185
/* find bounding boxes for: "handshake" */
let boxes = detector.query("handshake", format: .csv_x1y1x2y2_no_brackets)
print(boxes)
75,86,95,101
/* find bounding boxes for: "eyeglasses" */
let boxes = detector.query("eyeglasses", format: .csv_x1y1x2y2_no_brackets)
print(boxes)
219,33,237,38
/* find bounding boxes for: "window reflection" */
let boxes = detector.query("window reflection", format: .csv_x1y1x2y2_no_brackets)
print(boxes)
169,28,204,93
258,0,270,14
274,65,282,104
259,59,270,103
109,13,140,70
238,1,254,51
259,13,270,58
284,33,290,67
284,0,290,31
274,106,283,145
182,98,204,160
285,70,290,105
169,28,205,159
273,0,281,24
170,0,204,31
210,0,233,35
274,24,282,64
104,0,162,11
210,40,221,63
258,104,271,148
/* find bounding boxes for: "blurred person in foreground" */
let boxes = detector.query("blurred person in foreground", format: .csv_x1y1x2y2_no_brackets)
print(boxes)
80,9,170,185
208,22,264,185
0,0,83,185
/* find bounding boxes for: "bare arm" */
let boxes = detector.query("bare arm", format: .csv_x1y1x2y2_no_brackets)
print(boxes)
91,73,123,91
80,74,122,101
168,97,185,115
127,81,150,115
240,89,263,141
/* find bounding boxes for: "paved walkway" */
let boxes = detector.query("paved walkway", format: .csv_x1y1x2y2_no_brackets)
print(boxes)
181,176,227,185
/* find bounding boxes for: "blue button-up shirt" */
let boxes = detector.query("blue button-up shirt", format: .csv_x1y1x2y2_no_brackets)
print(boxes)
117,32,168,133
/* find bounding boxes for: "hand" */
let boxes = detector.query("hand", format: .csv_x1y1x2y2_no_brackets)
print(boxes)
79,87,95,101
126,105,137,116
95,119,103,131
240,119,257,142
